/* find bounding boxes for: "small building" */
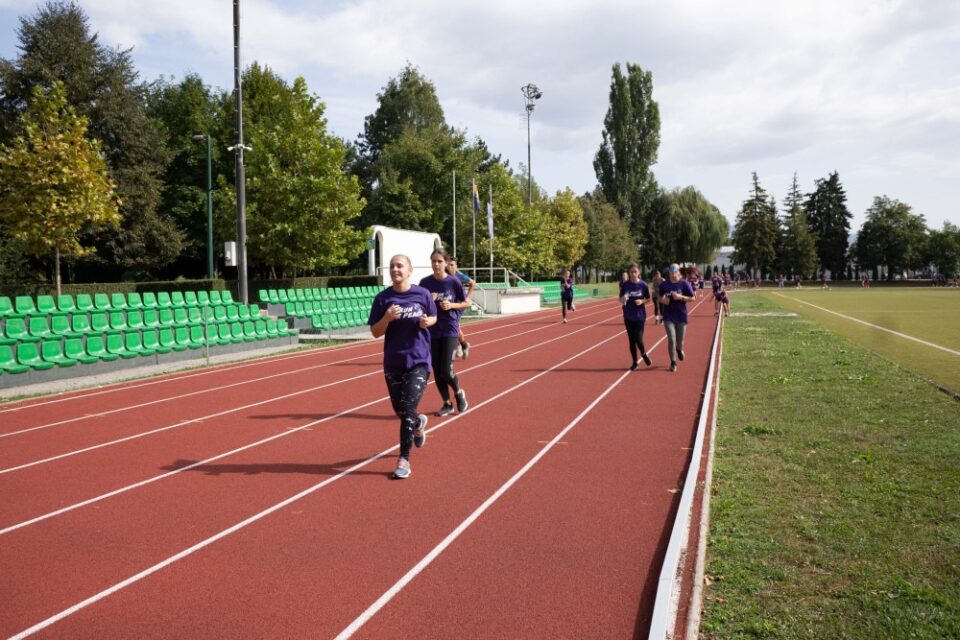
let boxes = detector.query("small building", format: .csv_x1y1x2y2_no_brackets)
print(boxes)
368,225,443,286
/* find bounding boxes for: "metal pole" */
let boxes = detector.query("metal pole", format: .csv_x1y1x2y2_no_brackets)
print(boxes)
205,134,214,279
472,187,476,278
452,170,457,257
489,184,494,282
526,110,532,207
233,0,249,304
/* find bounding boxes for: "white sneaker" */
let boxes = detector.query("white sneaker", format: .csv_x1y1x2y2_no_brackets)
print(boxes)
393,457,411,479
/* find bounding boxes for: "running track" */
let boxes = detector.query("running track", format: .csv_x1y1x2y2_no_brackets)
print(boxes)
0,297,718,639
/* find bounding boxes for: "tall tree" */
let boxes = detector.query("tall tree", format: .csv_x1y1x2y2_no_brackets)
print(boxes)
731,173,779,276
219,64,365,277
0,1,182,280
580,190,638,278
853,196,928,280
777,173,819,277
0,82,120,294
593,62,660,239
926,222,960,278
804,171,852,278
544,188,588,270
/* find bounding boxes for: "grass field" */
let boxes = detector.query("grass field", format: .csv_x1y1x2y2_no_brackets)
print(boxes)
701,292,960,639
759,288,960,395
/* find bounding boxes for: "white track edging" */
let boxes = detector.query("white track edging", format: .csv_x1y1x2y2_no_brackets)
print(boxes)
647,312,723,640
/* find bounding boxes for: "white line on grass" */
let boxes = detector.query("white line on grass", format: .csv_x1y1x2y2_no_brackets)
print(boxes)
6,309,627,639
772,293,960,356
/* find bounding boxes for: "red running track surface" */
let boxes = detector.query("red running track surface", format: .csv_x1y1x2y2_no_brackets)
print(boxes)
0,298,718,639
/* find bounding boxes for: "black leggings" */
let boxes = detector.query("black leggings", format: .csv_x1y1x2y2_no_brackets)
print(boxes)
430,337,461,402
624,318,647,363
561,296,573,318
384,364,429,460
652,298,662,318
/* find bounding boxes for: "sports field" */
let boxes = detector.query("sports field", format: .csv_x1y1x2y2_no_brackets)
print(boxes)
763,288,960,395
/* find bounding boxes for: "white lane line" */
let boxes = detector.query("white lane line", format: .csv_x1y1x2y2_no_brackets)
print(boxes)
0,299,600,414
0,306,620,532
6,310,626,639
0,303,614,448
772,292,960,356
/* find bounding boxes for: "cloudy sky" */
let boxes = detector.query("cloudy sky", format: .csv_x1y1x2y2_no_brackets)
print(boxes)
1,0,958,231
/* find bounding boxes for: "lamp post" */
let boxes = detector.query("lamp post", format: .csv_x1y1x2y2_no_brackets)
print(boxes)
192,134,214,279
231,0,250,304
521,83,542,207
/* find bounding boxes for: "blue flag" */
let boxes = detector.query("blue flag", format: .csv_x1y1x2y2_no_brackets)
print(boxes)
487,200,494,240
471,179,480,213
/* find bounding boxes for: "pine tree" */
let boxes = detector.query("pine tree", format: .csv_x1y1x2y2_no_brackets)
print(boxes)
804,171,852,278
777,173,818,277
731,173,779,276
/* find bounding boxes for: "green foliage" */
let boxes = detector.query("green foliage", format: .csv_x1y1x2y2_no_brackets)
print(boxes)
804,171,852,277
544,188,588,270
926,222,960,278
579,190,637,275
777,173,819,277
219,64,366,277
0,82,120,291
854,196,929,279
732,173,780,275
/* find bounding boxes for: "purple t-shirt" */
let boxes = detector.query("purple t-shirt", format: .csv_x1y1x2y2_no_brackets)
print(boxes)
418,275,466,339
659,279,695,324
368,285,437,373
560,277,575,299
619,279,650,323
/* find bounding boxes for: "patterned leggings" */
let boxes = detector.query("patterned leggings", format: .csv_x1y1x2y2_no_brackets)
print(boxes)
384,364,430,460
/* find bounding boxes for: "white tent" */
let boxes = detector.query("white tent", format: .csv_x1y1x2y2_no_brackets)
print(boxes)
368,225,443,286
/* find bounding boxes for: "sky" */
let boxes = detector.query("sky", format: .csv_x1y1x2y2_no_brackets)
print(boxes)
1,0,958,232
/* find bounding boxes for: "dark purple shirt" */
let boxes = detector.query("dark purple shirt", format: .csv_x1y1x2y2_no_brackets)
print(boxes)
619,279,650,323
659,279,695,324
560,277,575,300
418,275,466,339
368,285,437,373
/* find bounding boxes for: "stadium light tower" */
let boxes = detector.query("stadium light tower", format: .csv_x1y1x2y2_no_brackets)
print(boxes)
521,83,542,207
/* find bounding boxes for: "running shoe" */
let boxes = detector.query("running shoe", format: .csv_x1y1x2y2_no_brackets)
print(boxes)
677,350,685,361
563,318,568,324
455,389,468,413
670,362,678,372
460,341,470,360
642,352,652,366
435,403,454,417
393,457,411,479
455,344,463,359
413,414,428,447
571,303,576,311
630,361,639,371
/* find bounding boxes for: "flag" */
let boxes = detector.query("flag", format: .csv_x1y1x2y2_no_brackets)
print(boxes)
471,179,480,214
487,200,494,240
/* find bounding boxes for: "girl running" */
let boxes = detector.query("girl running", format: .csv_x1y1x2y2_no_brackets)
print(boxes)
368,254,437,479
620,263,652,370
420,248,470,417
560,269,575,323
651,270,664,325
659,263,695,373
714,279,731,317
445,256,474,359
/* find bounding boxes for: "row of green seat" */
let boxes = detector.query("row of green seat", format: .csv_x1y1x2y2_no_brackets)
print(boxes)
310,310,370,331
282,297,373,320
1,305,262,345
0,290,240,319
259,286,381,305
521,281,588,303
0,320,295,375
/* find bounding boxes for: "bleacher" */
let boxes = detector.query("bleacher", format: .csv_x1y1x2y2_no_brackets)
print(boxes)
0,291,297,388
259,286,378,333
516,281,590,305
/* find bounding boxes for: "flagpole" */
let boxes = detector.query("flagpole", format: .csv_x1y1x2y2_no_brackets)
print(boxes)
488,184,494,282
472,182,476,277
452,170,457,257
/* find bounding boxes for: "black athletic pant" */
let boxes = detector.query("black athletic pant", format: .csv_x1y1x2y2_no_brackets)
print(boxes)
561,296,573,319
430,337,461,402
624,318,647,363
384,364,429,460
652,298,662,318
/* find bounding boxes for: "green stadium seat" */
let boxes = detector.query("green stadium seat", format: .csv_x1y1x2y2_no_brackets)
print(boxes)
258,289,270,303
15,296,37,316
209,290,223,305
173,308,189,326
238,305,251,321
0,296,15,318
125,292,143,310
36,295,63,316
310,315,327,331
17,342,55,370
142,309,160,328
267,289,280,304
175,326,202,350
156,291,173,308
264,319,279,337
157,308,175,326
254,319,268,338
141,291,158,309
51,314,82,338
283,302,296,318
220,290,234,304
225,305,239,322
184,291,199,307
248,304,260,318
197,291,210,305
227,322,245,343
277,289,289,303
127,310,145,330
0,345,30,373
71,313,92,335
203,324,221,346
189,325,207,346
57,294,76,314
28,316,53,340
89,312,113,334
109,311,128,332
142,328,170,354
201,306,216,323
75,294,94,312
106,332,138,359
187,307,203,326
93,293,111,311
0,322,17,345
242,321,257,341
110,293,128,310
5,318,38,343
41,339,77,367
217,322,236,344
170,291,186,308
213,306,227,322
85,335,120,362
124,330,154,356
64,338,98,364
158,327,185,352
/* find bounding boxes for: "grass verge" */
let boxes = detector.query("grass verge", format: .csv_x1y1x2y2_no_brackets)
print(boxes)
701,292,960,639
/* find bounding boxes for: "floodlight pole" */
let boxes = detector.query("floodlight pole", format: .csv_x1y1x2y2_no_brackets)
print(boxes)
193,133,214,279
521,83,542,207
232,0,249,304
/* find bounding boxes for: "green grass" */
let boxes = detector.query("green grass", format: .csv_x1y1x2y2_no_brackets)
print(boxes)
762,288,960,394
702,292,960,639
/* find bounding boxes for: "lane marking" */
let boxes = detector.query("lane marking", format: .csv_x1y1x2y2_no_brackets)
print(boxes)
772,292,960,356
6,309,630,639
0,306,620,533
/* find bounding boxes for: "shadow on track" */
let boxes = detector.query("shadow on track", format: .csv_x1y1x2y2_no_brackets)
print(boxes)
159,458,387,477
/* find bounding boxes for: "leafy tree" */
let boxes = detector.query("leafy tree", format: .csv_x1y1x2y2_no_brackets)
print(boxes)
731,173,779,276
853,196,928,280
804,171,852,278
544,188,588,270
777,173,819,277
926,222,960,278
579,190,637,279
219,64,365,277
0,82,120,294
640,187,728,271
0,1,182,279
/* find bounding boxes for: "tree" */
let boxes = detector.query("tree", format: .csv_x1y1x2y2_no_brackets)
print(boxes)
731,173,779,276
579,190,637,280
777,173,819,277
853,196,928,280
0,1,182,280
804,171,852,278
926,222,960,278
0,82,120,294
544,188,588,270
593,62,660,240
219,64,365,277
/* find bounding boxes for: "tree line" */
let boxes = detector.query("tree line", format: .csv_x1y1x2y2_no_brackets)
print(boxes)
731,171,960,280
0,2,731,291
